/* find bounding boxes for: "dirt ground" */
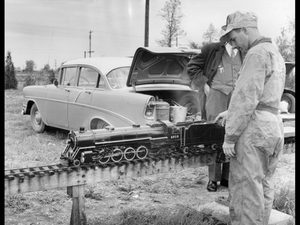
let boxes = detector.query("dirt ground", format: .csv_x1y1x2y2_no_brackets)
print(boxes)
5,151,295,225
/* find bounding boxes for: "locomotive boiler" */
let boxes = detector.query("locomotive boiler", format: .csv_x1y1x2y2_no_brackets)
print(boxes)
60,101,226,166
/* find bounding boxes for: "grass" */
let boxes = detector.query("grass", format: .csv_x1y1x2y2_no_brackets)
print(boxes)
5,194,31,213
273,187,295,217
272,187,295,225
88,205,227,225
85,185,105,200
5,87,68,170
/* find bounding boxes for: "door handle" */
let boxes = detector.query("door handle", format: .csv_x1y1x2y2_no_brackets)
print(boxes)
85,91,92,94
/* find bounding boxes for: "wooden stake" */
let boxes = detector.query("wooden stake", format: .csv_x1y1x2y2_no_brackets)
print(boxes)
69,185,87,225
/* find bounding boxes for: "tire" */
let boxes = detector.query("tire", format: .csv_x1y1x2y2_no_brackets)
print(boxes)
281,93,295,113
30,103,46,133
178,93,200,114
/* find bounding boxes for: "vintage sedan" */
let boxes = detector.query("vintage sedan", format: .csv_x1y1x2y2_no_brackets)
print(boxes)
281,62,295,113
22,47,202,133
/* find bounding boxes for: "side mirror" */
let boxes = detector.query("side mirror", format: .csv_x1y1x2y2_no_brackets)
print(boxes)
53,79,58,87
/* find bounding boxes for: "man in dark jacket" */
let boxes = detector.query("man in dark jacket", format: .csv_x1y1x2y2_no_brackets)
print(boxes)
187,41,243,192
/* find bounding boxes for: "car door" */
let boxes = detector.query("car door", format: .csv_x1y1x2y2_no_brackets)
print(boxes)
67,66,100,131
46,66,78,128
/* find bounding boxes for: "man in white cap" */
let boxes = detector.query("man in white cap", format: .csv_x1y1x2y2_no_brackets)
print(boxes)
215,11,286,224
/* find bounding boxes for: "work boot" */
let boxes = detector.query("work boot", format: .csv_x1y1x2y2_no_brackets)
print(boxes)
207,180,217,192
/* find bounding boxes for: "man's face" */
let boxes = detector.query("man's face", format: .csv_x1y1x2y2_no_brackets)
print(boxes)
228,28,249,53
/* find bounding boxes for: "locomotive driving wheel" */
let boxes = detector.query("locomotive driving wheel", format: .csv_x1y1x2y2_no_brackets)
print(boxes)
136,146,148,159
111,148,123,162
183,147,189,154
124,147,135,161
98,156,110,164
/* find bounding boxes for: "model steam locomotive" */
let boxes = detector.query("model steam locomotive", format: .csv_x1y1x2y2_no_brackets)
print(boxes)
60,101,226,166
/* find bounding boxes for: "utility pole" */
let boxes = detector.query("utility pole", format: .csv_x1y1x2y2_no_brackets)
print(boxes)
88,30,94,57
54,60,57,70
144,0,149,47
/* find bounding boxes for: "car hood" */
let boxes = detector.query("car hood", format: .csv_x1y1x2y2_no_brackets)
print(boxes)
286,62,295,76
126,47,201,87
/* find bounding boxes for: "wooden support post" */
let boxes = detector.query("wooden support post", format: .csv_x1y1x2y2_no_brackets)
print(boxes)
69,185,87,225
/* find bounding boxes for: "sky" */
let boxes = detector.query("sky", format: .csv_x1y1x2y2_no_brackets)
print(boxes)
5,0,295,70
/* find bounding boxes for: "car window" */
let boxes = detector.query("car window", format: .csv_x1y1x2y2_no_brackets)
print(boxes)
79,67,100,88
61,67,77,86
106,67,130,89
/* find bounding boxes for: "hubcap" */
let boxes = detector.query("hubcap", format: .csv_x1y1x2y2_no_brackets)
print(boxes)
34,111,42,124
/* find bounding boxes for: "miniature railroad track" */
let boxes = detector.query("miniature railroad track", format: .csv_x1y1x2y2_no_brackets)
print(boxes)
5,131,295,196
5,151,217,196
5,164,65,181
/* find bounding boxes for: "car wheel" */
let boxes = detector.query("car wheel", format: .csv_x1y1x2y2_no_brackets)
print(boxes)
91,119,109,130
178,93,200,114
281,93,295,113
30,103,46,133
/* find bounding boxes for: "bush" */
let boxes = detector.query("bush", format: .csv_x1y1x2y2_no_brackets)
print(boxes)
23,75,36,87
47,69,56,84
5,51,18,89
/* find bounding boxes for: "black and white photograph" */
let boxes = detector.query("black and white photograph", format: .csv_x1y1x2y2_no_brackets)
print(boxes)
5,0,295,224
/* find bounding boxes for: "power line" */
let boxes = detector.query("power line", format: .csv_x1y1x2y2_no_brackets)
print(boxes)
6,22,144,39
144,0,149,47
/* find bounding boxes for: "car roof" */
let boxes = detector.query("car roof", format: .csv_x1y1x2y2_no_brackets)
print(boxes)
62,57,133,75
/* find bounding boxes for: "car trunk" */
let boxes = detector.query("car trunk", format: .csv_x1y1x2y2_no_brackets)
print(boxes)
126,47,201,113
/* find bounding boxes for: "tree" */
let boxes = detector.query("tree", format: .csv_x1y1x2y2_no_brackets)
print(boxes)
202,23,220,45
25,60,36,73
5,51,18,89
42,63,56,84
43,64,51,72
156,0,186,47
275,18,295,62
275,18,295,91
47,69,56,84
188,23,222,49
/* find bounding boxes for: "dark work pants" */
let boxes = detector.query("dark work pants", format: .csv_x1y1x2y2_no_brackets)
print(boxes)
208,161,229,181
205,88,231,182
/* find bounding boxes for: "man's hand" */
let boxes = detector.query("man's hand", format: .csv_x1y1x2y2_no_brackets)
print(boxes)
214,110,228,126
223,141,236,158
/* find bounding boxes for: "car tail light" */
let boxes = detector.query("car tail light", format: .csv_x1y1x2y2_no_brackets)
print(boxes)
145,97,156,118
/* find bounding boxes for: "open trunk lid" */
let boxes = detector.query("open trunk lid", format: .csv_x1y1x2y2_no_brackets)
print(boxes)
127,47,201,87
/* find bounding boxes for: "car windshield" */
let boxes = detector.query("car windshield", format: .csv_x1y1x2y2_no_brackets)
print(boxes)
107,67,130,89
